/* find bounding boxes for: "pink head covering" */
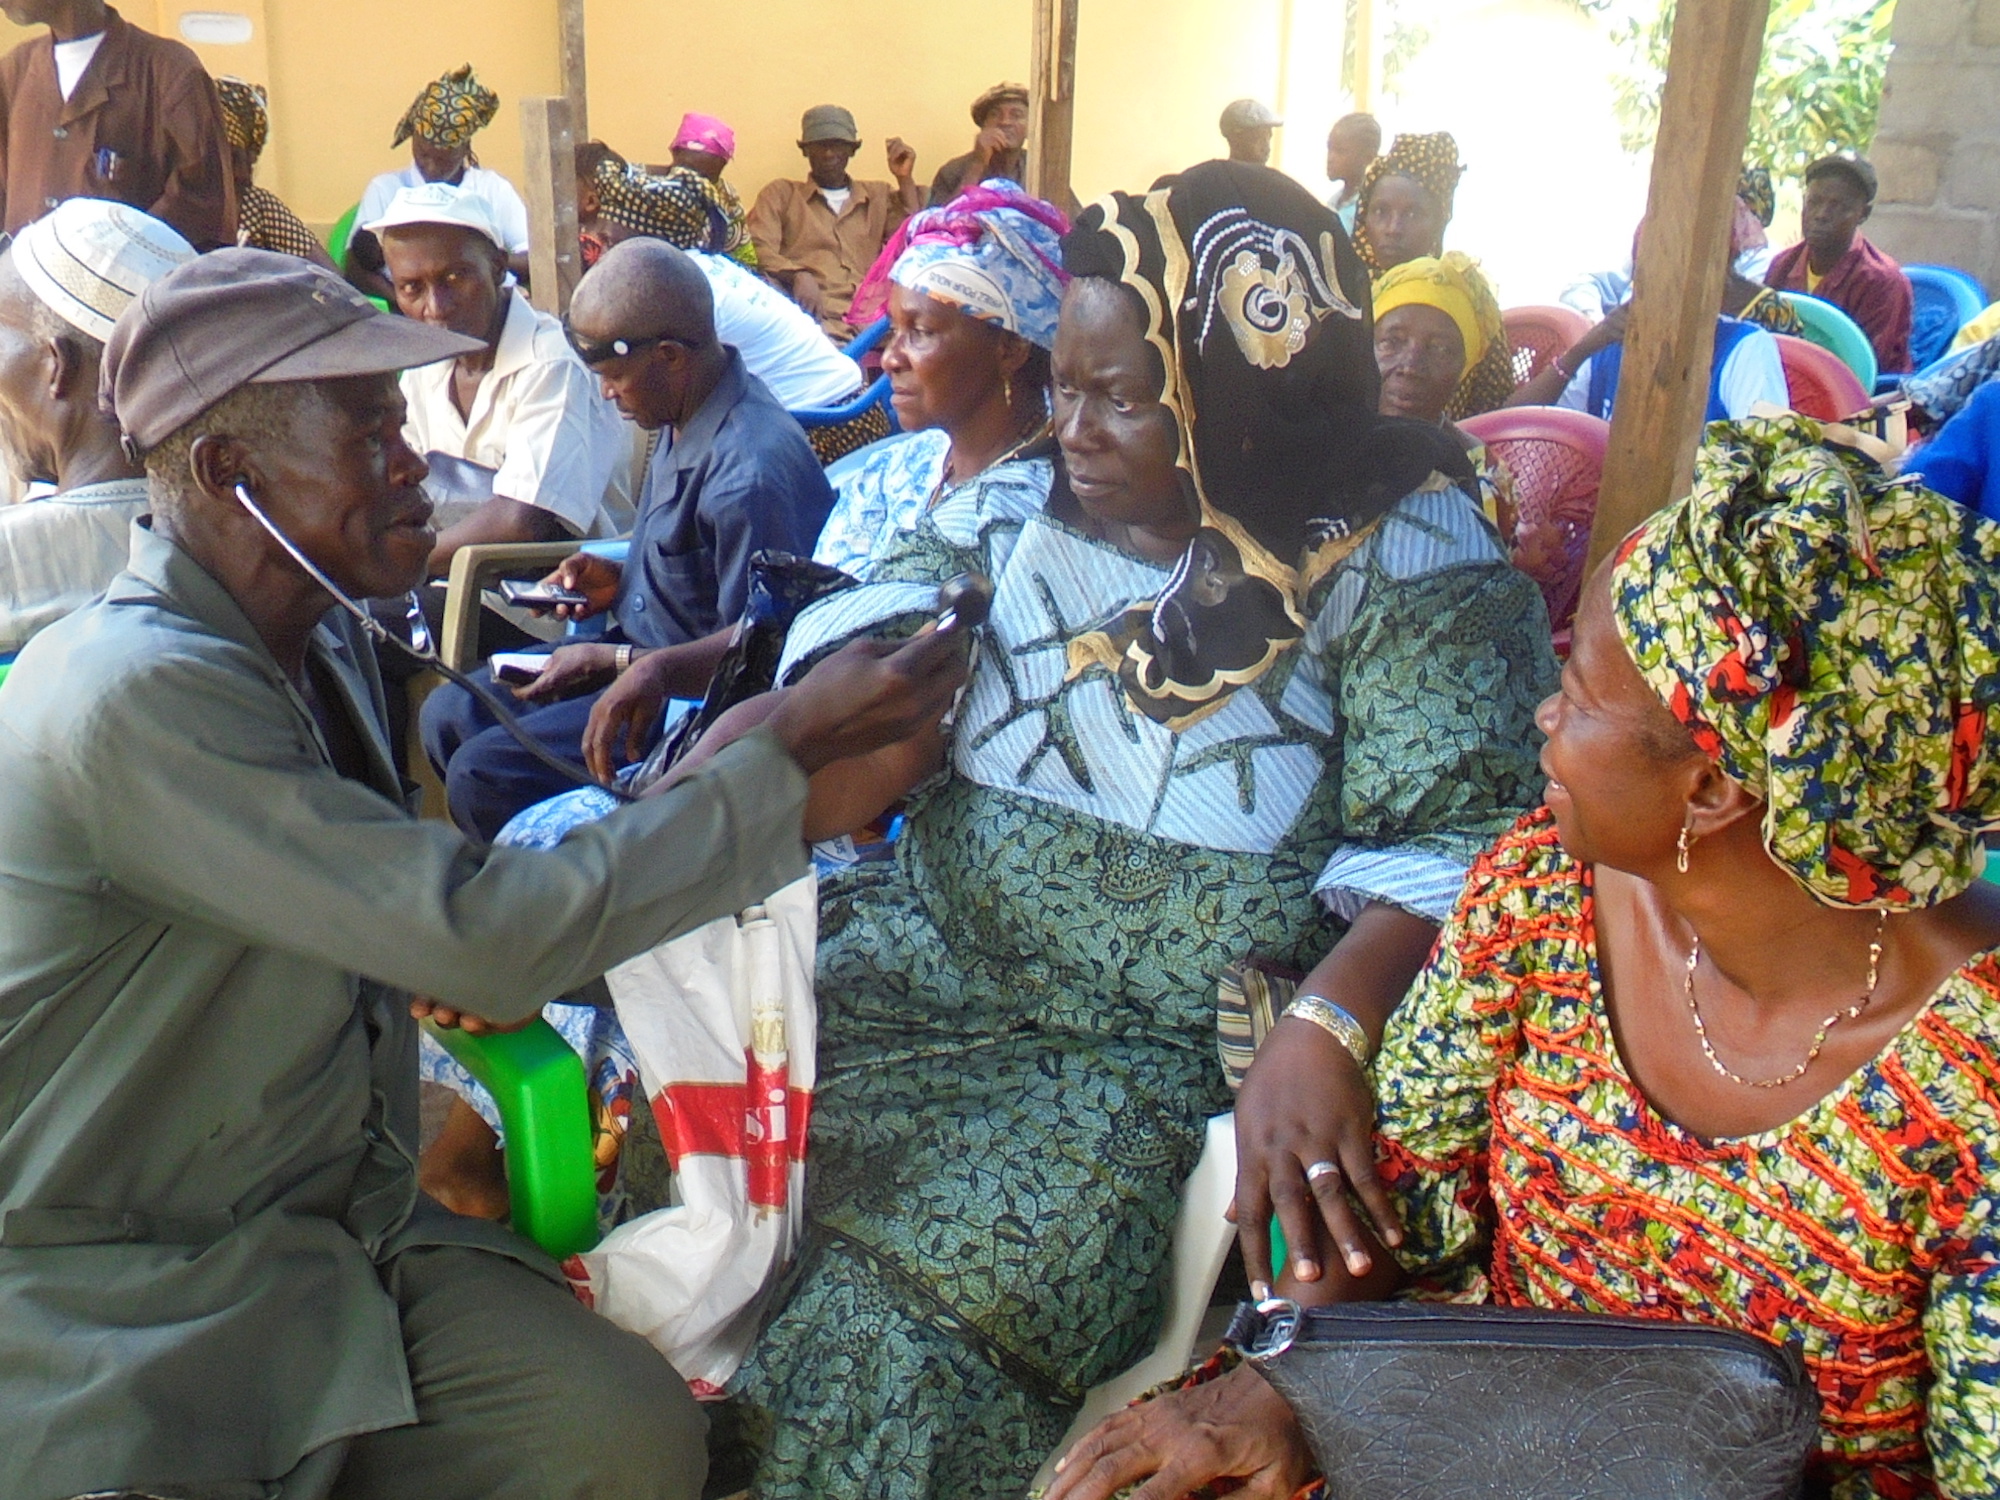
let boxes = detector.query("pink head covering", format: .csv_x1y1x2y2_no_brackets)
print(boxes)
672,112,736,161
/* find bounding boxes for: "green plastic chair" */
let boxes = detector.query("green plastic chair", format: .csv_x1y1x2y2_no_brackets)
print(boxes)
326,201,392,316
423,1017,600,1259
1779,292,1878,391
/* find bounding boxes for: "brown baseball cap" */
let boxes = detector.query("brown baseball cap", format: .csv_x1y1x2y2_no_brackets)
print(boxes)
100,247,482,454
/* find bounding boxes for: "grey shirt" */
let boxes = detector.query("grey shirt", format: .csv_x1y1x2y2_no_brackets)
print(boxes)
0,521,808,1498
0,474,150,654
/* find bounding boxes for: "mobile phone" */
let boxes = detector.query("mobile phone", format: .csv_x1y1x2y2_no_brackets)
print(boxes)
489,652,547,686
498,579,590,610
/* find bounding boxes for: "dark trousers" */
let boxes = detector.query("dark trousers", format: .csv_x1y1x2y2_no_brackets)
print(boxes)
418,658,625,842
272,1245,706,1500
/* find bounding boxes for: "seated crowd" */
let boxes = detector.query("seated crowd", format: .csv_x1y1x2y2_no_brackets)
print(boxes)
1,7,1998,1500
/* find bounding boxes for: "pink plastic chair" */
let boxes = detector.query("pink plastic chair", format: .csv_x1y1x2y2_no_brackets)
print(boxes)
1502,305,1592,387
1772,334,1870,422
1459,406,1611,647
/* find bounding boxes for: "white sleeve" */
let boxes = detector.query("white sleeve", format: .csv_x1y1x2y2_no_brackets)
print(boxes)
1719,330,1789,419
489,359,626,536
355,172,401,232
483,174,533,254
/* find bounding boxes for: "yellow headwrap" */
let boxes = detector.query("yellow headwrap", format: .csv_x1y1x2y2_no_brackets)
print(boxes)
1370,251,1500,380
393,64,499,151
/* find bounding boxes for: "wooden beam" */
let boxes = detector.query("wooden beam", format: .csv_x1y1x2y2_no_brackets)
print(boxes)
520,95,581,316
1028,0,1079,208
1587,0,1769,569
558,0,588,142
1349,0,1375,113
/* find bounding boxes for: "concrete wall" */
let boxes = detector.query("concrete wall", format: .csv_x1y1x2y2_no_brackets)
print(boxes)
1869,0,2000,291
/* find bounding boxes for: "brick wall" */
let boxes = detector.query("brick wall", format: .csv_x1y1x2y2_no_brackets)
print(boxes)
1870,0,2000,290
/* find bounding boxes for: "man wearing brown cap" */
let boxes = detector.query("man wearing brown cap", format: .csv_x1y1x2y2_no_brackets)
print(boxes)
746,103,921,336
926,80,1031,207
0,248,967,1500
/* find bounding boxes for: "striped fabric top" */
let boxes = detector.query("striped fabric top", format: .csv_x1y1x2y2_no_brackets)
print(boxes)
1375,808,2000,1499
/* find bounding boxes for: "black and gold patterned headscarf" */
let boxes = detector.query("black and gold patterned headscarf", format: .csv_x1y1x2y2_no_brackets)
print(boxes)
215,76,268,162
594,160,757,268
1061,161,1472,730
1350,131,1461,274
393,64,499,150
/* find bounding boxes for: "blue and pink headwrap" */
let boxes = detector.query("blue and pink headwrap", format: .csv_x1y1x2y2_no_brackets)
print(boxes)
846,179,1071,350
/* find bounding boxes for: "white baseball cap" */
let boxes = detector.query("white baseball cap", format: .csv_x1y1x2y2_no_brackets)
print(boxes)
363,181,508,254
12,198,196,344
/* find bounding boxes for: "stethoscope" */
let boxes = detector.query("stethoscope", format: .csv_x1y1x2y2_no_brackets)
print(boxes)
233,481,636,803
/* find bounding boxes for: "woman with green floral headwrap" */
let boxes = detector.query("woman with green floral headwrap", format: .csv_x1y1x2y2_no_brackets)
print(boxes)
347,64,532,299
1046,415,2000,1500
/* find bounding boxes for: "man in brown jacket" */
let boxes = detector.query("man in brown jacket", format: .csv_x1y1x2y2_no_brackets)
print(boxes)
746,104,920,339
0,1,234,248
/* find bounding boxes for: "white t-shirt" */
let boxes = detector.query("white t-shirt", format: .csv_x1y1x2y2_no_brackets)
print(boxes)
399,290,638,537
1559,326,1787,422
818,184,853,216
356,164,532,255
51,32,104,101
694,251,865,409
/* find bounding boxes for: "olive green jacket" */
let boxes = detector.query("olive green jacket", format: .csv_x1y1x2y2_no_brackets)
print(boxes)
0,522,807,1500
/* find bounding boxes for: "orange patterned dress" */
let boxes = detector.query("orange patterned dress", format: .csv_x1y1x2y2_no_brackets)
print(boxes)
1373,809,2000,1499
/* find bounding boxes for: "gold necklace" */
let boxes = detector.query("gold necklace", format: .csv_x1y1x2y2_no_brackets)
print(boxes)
1683,911,1889,1089
931,416,1052,508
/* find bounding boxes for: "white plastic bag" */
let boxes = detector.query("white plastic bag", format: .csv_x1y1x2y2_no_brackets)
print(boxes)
564,873,816,1395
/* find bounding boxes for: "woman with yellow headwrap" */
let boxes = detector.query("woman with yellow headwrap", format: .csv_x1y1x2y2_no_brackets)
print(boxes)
1371,251,1508,429
1042,415,2000,1500
349,65,532,299
213,77,336,270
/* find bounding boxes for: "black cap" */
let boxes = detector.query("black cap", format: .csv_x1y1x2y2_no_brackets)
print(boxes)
1805,153,1877,204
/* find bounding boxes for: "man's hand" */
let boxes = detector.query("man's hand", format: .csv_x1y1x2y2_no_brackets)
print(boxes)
972,125,1011,171
410,995,541,1036
582,648,676,783
1043,1365,1315,1500
766,628,969,775
886,136,917,182
512,642,620,704
792,270,826,319
543,551,624,622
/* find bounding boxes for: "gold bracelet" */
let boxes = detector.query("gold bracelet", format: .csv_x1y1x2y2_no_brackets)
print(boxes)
1282,993,1372,1069
613,643,634,674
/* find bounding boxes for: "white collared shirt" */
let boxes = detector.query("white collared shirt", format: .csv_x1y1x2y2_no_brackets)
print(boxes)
0,476,148,653
400,290,640,538
357,164,531,255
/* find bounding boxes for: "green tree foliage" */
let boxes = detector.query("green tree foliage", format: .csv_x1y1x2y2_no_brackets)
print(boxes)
1606,0,1897,183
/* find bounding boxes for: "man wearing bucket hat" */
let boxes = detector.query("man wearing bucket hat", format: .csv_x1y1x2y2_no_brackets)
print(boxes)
0,196,192,654
366,179,635,573
747,102,922,336
0,248,970,1500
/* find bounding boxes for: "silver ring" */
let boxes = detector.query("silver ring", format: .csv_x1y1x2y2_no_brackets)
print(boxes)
1305,1159,1341,1184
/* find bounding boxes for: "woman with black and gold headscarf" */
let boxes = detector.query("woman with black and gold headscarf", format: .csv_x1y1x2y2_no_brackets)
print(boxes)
1351,130,1516,419
213,77,336,270
726,160,1557,1500
348,65,532,298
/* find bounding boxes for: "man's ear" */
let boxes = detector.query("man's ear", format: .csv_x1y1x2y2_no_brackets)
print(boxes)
187,431,256,506
43,334,82,403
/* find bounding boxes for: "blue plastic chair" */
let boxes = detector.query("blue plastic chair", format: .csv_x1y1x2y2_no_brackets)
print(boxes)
1907,266,1990,372
843,314,890,360
791,372,899,435
1780,293,1878,391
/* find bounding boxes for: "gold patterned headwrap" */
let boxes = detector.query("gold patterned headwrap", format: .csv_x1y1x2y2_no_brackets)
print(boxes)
1350,131,1461,275
1060,161,1474,730
1611,416,2000,909
215,76,268,162
393,64,500,150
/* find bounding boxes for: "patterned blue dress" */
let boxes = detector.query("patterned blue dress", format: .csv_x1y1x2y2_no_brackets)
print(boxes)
730,465,1557,1497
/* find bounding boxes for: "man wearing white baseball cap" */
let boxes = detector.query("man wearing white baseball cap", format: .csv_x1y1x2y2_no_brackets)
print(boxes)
364,179,637,577
0,195,193,655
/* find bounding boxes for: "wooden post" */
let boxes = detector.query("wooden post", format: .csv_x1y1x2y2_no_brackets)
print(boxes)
1349,0,1375,113
1028,0,1079,207
520,95,580,316
558,0,588,142
1586,0,1769,569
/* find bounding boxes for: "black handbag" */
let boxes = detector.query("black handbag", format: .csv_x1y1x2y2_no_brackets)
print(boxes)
1227,1299,1823,1500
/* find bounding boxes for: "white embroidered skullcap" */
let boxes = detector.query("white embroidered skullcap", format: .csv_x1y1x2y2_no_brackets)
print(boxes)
13,198,196,344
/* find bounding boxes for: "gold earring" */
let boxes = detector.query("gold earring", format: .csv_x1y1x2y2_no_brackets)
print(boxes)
1676,825,1696,874
1002,370,1014,410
